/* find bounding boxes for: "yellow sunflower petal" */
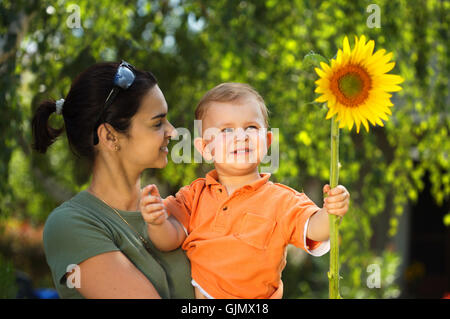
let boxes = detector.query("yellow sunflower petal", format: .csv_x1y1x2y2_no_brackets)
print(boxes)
320,62,332,75
315,67,327,78
360,105,377,126
379,84,403,92
363,49,386,68
364,40,375,58
343,36,351,55
325,106,339,120
378,74,404,84
315,94,328,103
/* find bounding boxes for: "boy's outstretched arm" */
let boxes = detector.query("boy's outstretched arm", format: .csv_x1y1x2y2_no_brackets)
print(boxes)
140,184,186,252
307,184,350,242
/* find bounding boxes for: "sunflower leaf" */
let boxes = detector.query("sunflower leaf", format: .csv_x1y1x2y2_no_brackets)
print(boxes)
303,51,329,67
303,100,323,107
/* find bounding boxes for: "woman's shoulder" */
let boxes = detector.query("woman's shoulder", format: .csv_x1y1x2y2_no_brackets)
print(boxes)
43,191,113,242
45,192,97,225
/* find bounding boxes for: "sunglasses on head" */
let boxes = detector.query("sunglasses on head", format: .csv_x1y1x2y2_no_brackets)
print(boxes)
93,60,136,145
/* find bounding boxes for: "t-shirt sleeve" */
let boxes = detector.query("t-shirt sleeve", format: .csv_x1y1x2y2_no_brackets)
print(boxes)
43,206,120,286
163,185,193,231
279,193,329,256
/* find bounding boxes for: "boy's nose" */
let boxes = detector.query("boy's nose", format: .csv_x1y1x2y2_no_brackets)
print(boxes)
234,128,248,141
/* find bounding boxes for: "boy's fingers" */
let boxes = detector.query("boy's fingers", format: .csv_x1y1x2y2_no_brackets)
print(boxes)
143,203,165,214
325,200,347,210
140,195,161,207
329,185,348,196
144,210,165,223
148,184,161,198
325,192,349,203
327,206,348,217
323,184,331,194
141,184,154,197
141,184,162,198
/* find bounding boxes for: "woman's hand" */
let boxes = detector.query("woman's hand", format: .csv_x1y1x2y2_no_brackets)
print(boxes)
140,184,168,226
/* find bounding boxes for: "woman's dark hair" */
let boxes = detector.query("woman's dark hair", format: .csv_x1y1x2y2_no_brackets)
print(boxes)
31,62,158,163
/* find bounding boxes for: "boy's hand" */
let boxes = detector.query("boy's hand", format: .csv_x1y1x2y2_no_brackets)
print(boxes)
323,184,350,217
140,184,168,226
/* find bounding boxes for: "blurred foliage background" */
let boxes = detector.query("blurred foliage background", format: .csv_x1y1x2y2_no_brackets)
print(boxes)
0,0,449,298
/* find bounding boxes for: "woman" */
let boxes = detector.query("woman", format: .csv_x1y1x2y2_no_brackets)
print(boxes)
32,61,194,299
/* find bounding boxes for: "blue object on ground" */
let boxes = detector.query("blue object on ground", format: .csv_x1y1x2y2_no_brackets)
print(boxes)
34,288,59,299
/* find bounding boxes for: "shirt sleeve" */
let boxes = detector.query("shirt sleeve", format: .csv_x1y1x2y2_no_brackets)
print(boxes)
163,185,193,231
279,193,329,256
43,206,120,286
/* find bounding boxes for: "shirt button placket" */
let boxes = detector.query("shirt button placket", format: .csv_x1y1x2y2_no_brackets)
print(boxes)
213,201,229,232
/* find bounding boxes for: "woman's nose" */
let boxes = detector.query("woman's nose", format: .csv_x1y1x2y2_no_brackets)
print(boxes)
167,121,178,139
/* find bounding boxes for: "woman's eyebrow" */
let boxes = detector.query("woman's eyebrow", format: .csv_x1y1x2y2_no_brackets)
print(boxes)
151,113,167,120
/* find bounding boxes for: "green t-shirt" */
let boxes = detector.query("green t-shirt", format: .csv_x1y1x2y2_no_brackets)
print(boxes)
43,190,194,299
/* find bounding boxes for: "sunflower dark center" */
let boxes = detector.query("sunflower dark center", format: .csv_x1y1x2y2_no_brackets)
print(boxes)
329,64,372,107
338,73,363,99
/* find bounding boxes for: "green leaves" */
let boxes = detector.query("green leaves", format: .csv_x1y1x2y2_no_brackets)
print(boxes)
303,50,329,68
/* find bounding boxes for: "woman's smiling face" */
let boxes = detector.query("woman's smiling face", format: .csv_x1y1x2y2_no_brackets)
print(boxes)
118,85,177,169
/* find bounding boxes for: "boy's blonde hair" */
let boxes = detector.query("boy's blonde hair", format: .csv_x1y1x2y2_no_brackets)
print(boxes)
195,83,269,128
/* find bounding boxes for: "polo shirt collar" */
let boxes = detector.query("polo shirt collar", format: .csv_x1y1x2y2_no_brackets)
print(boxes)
205,169,271,192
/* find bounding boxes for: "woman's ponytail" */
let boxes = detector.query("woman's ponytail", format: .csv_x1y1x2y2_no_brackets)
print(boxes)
31,100,64,153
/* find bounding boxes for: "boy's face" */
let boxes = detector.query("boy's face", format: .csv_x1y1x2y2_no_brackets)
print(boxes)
194,98,272,174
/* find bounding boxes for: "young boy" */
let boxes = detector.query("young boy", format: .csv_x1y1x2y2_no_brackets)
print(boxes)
140,83,350,299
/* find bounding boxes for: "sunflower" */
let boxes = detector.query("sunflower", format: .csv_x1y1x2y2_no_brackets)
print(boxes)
314,35,404,133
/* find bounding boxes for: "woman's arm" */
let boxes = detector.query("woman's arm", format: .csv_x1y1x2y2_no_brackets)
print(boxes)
76,251,161,298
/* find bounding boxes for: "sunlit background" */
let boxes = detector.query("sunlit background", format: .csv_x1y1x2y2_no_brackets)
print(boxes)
0,0,449,298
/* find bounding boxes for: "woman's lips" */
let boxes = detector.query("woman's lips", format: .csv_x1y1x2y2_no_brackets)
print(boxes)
160,146,169,153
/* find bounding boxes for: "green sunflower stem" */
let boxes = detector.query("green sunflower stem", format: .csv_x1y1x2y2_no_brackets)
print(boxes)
328,114,341,299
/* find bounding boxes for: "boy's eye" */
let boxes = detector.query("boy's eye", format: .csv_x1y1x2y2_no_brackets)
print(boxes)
246,125,258,131
221,127,234,133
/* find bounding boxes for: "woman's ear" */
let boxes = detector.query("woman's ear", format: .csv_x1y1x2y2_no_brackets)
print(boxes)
194,137,213,161
97,123,120,151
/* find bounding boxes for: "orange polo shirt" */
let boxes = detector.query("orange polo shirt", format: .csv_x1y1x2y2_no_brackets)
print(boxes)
164,169,328,299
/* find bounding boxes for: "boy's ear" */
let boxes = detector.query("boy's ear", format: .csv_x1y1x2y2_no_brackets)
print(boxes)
194,137,213,161
266,130,273,148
